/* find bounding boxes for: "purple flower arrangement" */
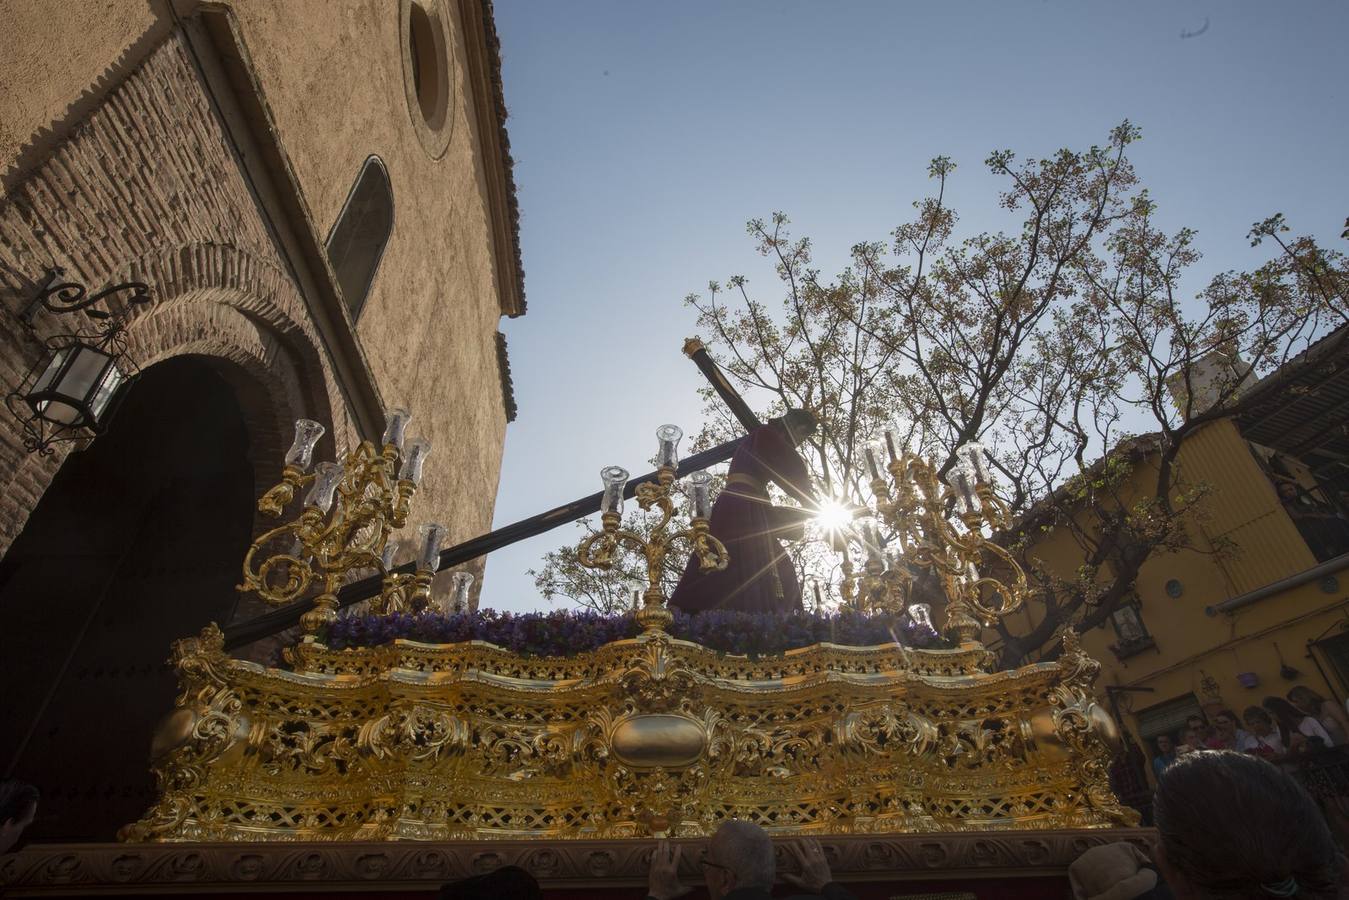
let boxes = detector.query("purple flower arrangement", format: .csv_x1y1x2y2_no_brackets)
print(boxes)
323,607,949,657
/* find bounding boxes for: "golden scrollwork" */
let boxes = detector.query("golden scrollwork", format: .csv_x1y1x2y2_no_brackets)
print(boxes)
122,622,1138,843
123,421,1138,846
577,465,728,633
846,442,1029,648
239,431,427,640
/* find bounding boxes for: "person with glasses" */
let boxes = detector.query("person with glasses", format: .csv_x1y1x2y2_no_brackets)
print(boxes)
645,820,857,900
1202,708,1248,751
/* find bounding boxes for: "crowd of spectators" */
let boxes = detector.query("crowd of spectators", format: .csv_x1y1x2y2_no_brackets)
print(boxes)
1151,690,1349,775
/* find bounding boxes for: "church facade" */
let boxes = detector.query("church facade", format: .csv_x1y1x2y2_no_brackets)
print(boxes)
0,0,523,842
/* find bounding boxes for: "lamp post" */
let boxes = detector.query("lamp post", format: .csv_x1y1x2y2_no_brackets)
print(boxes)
5,268,152,454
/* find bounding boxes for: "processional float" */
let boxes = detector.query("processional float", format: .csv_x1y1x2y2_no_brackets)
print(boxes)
123,393,1136,843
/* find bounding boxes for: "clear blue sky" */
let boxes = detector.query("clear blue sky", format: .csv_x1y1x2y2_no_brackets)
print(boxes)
481,0,1349,613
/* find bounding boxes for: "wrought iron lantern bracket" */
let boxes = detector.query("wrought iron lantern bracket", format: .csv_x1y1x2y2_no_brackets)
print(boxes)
5,267,153,454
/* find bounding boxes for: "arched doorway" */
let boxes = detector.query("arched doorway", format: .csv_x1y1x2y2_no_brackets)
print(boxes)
0,356,258,841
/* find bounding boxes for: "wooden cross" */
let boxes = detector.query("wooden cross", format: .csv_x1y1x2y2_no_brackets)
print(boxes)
682,337,762,434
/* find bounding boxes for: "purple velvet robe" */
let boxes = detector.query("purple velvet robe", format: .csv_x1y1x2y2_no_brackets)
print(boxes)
670,424,814,614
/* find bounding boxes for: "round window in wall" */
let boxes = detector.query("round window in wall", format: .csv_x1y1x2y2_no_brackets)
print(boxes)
400,0,454,158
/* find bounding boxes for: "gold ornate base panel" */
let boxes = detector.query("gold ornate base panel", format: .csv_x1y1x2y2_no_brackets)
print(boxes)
1,829,1159,895
120,625,1137,842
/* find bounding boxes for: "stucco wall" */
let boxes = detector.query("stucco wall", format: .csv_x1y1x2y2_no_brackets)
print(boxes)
224,0,511,555
1005,419,1349,758
0,0,175,193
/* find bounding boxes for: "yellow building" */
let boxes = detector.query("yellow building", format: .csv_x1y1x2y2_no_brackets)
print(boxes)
1001,335,1349,776
0,0,523,841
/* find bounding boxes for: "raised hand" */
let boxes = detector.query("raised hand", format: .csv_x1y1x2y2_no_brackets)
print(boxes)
646,840,691,900
782,838,834,893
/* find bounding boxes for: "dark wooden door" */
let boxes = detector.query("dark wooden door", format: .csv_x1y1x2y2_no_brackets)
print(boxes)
0,356,255,841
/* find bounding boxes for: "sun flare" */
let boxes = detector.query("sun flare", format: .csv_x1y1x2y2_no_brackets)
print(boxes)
813,498,853,534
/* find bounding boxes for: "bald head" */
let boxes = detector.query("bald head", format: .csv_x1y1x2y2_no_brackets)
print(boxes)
710,820,775,890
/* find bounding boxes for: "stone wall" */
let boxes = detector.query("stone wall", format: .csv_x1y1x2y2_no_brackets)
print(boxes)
0,0,518,599
0,32,353,560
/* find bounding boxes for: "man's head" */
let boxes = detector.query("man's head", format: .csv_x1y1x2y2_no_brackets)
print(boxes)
0,780,39,855
701,820,775,899
774,409,818,448
1278,481,1299,501
1155,734,1174,754
1154,751,1342,899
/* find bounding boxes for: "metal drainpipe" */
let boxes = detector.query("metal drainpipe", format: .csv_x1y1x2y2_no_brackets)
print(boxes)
1206,552,1349,616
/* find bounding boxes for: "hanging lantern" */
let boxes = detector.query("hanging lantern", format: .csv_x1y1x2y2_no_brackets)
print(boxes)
24,341,126,430
6,268,152,455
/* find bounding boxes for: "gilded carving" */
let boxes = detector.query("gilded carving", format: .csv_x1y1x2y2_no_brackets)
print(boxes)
122,620,1138,842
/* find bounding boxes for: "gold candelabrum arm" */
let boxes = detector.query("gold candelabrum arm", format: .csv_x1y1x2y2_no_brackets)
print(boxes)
239,419,433,648
842,446,1028,651
577,465,728,634
257,465,311,517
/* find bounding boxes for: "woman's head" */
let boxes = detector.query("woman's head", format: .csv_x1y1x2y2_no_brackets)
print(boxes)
1154,751,1341,899
1262,696,1306,730
1243,706,1273,737
1288,686,1326,716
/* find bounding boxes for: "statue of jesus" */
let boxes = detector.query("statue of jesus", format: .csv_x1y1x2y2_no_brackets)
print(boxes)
670,409,818,615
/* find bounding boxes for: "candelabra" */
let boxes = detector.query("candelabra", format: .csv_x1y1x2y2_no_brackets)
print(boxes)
842,435,1028,647
577,424,729,632
239,409,441,640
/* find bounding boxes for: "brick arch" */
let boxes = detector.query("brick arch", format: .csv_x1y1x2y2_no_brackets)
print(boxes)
121,242,356,449
0,243,356,557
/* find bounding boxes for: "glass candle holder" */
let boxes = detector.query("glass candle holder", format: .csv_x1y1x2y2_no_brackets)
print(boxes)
855,517,883,561
656,424,683,469
600,466,629,515
688,470,713,519
966,561,980,584
382,407,412,451
956,441,992,484
284,419,326,470
807,578,826,613
883,427,903,463
399,437,432,485
864,441,885,480
908,602,934,631
380,539,403,572
946,466,981,515
303,461,343,513
415,522,448,573
450,571,474,613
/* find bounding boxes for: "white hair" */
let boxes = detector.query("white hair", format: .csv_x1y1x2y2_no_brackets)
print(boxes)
711,820,775,889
